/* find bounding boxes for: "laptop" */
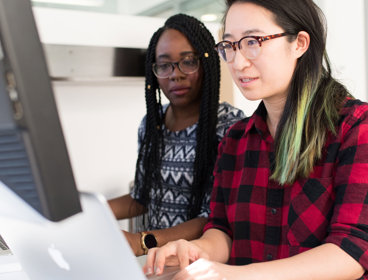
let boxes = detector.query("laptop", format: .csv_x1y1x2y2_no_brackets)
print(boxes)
0,181,178,280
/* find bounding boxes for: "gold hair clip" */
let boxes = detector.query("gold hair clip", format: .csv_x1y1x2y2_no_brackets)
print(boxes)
147,84,151,89
204,53,209,58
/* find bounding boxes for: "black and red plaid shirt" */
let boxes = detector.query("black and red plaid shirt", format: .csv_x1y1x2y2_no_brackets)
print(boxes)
204,99,368,277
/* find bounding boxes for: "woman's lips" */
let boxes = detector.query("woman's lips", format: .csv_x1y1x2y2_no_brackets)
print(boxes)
238,77,258,86
170,86,190,95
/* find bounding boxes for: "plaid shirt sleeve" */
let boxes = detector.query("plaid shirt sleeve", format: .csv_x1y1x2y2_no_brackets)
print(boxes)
324,100,368,272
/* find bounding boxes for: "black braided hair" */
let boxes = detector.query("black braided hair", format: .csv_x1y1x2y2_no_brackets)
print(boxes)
135,13,220,227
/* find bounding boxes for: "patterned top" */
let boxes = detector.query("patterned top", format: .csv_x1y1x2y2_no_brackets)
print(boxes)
204,99,368,278
131,102,244,230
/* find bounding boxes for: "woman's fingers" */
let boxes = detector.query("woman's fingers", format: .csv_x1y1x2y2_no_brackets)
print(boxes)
144,239,197,276
143,247,158,275
177,240,191,269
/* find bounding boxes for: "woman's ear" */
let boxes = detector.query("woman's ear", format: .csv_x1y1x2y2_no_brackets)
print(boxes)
293,31,310,58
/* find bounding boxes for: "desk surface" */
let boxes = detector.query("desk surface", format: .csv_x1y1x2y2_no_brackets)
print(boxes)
0,254,29,280
0,253,178,280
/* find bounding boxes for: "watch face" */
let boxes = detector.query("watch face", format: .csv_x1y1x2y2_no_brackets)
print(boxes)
144,234,157,249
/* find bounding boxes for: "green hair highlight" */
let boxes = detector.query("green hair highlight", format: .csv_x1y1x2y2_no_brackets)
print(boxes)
271,73,347,185
272,78,315,184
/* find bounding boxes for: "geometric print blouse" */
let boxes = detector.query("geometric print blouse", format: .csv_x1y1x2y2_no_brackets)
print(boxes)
131,102,244,230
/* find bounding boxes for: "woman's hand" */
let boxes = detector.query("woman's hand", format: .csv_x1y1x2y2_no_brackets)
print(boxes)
143,239,209,275
172,258,238,280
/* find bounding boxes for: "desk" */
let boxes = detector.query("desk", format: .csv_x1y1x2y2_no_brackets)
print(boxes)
0,254,29,280
0,254,177,280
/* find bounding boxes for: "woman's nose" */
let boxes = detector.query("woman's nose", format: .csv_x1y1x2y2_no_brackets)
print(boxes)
168,64,185,80
232,49,252,71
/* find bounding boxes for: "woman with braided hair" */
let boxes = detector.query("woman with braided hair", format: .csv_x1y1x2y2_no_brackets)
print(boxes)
108,13,244,256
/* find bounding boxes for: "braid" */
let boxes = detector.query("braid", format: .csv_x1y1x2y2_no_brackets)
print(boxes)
134,14,220,226
134,27,165,228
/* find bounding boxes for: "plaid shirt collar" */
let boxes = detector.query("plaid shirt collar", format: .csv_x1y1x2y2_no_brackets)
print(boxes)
245,101,274,143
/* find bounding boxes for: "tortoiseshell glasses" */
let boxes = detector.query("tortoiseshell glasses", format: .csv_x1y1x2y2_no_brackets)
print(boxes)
214,32,291,62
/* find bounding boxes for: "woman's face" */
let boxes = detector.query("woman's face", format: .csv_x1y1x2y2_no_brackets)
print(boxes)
155,29,203,109
224,2,298,104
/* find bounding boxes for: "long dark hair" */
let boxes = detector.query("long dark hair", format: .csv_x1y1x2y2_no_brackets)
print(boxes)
225,0,350,184
135,13,220,225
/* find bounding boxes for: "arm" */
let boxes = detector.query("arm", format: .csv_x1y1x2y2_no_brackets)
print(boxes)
238,243,364,280
128,217,208,256
168,243,364,280
108,194,146,220
146,231,364,279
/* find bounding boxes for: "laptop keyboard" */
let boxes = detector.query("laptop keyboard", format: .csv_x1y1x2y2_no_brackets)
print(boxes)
0,235,10,254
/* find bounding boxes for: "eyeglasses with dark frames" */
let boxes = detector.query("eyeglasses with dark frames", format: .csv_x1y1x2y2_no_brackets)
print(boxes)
152,55,200,78
214,32,291,62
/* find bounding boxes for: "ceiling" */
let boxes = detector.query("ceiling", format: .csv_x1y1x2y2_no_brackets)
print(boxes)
31,0,227,23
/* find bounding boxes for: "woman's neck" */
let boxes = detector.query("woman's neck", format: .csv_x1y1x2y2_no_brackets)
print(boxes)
264,97,287,139
165,102,201,132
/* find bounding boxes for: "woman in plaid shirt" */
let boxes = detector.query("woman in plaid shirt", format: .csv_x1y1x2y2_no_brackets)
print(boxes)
144,0,368,279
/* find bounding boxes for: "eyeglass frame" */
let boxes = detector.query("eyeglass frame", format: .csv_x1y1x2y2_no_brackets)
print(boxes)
152,54,200,79
214,32,292,62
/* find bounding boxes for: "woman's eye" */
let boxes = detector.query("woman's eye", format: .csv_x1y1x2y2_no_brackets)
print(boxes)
246,39,258,47
158,64,170,70
182,59,195,66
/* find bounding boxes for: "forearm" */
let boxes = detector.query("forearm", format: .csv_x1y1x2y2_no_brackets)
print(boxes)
240,243,364,280
153,217,207,247
192,228,232,263
129,217,208,256
108,194,146,220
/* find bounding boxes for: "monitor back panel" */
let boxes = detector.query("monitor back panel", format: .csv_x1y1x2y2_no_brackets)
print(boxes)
0,0,81,221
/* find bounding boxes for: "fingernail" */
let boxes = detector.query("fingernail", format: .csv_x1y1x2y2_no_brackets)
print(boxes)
155,267,161,275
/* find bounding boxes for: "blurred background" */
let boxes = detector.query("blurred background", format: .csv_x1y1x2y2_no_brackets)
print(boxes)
32,0,227,23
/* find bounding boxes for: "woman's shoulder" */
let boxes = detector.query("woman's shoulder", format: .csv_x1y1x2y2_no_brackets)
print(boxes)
217,102,245,122
215,102,245,139
338,98,368,134
340,98,368,122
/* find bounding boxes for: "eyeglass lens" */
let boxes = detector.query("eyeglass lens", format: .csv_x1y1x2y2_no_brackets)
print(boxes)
217,37,261,62
153,56,199,78
215,33,290,62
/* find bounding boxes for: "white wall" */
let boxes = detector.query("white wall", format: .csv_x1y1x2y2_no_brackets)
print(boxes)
33,7,164,48
53,79,145,199
317,0,367,101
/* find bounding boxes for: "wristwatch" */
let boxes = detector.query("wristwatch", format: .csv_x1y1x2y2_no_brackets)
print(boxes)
140,231,157,254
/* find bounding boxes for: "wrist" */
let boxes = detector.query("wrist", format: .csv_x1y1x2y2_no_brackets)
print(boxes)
123,231,144,256
140,231,158,255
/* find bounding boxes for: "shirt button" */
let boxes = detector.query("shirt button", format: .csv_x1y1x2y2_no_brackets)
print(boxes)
266,254,273,261
271,208,277,215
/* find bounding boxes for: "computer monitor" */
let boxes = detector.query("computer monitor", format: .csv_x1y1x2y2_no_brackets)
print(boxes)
0,0,82,221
